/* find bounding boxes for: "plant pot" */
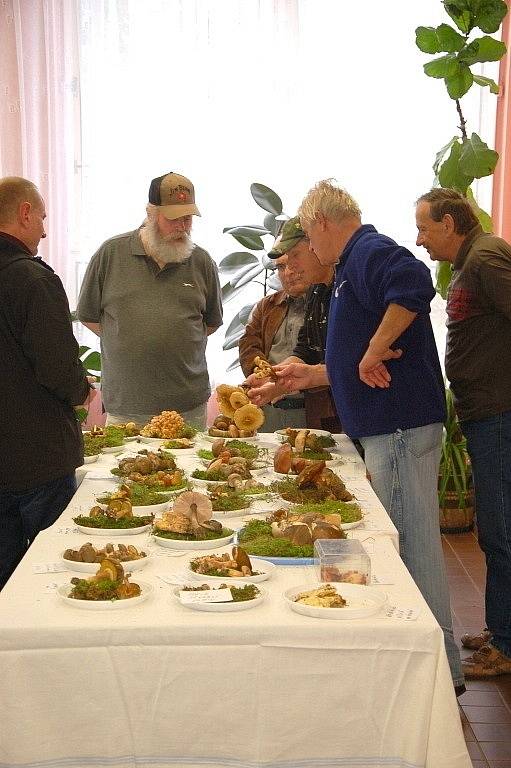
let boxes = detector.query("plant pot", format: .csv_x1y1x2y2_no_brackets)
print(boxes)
439,489,475,534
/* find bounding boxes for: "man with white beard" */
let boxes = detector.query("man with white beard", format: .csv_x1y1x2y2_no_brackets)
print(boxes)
77,172,222,427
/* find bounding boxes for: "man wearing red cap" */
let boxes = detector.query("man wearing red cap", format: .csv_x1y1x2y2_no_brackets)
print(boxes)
77,172,222,428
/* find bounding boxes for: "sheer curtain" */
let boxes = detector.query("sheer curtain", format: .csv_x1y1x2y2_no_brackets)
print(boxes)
0,0,81,296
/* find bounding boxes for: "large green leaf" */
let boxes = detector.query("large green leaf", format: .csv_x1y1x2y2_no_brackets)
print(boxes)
224,310,247,339
444,1,474,34
416,26,442,53
459,35,507,63
221,281,246,303
437,23,467,51
466,187,494,231
81,350,102,371
438,140,473,192
231,263,265,289
218,251,259,275
229,231,265,251
423,53,460,78
433,136,460,176
473,73,500,93
250,183,283,215
459,133,499,178
445,62,473,98
473,0,508,33
435,260,454,299
223,328,245,351
263,213,281,236
226,357,241,373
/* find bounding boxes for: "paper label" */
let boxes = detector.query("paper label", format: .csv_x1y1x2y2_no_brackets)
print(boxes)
56,526,79,535
179,587,234,604
384,605,421,621
33,563,68,574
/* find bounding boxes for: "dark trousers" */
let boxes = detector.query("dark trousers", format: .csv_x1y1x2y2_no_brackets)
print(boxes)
0,474,76,590
462,410,511,658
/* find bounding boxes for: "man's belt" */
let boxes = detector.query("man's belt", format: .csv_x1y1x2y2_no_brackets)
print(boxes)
272,397,305,410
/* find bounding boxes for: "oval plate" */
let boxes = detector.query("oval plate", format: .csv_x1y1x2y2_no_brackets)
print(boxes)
173,584,266,612
75,523,152,536
284,582,387,619
60,551,150,573
152,531,234,550
185,556,275,583
58,581,153,610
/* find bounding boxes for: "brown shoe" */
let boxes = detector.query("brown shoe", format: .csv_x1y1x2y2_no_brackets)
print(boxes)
461,629,493,650
462,644,511,679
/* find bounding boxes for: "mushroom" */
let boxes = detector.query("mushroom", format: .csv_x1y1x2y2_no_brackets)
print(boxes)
232,546,253,575
311,522,344,540
227,472,244,489
282,523,313,546
274,443,293,474
294,429,310,455
211,438,226,457
172,491,213,533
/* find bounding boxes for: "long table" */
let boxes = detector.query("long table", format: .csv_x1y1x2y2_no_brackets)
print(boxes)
0,433,471,768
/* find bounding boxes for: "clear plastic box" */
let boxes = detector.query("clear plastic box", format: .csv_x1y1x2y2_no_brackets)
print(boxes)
314,539,371,585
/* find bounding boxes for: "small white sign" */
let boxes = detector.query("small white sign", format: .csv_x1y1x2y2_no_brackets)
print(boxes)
179,587,234,604
385,605,421,621
56,526,79,535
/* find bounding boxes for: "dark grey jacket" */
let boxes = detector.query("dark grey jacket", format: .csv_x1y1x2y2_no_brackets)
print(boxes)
0,233,89,491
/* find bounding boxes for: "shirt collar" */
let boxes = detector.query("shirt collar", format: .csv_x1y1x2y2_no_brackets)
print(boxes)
453,224,484,269
0,231,32,254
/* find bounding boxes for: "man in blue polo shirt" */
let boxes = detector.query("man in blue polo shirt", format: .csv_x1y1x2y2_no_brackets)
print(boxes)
270,179,464,693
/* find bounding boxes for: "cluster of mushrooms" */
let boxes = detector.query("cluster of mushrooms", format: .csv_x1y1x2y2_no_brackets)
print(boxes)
208,385,265,438
63,542,146,563
153,491,224,538
89,485,134,520
191,546,254,577
270,509,347,546
70,559,141,600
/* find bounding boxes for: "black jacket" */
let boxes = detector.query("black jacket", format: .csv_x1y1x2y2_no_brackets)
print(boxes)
0,233,89,491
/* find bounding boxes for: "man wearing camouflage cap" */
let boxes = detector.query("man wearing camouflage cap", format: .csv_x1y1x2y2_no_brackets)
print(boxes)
240,216,337,430
77,171,222,427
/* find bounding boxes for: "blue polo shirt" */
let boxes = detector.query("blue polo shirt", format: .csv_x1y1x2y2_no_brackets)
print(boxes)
326,225,446,438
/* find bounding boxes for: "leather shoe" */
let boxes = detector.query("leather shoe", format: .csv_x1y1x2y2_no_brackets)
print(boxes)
461,629,492,650
463,644,511,679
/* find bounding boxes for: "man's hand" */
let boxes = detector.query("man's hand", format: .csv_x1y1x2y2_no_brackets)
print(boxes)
274,362,328,391
358,346,402,388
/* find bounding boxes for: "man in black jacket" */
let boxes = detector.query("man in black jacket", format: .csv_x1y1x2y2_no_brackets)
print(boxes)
0,177,92,590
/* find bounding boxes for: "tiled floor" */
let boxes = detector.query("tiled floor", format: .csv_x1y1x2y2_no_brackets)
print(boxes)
443,531,511,767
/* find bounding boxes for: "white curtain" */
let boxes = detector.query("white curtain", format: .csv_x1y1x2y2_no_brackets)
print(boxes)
0,0,81,297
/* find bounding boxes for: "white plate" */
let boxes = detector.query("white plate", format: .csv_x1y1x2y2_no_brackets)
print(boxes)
60,550,150,572
57,581,153,610
173,584,266,612
83,454,99,464
203,434,260,443
152,531,235,550
340,518,363,530
210,506,251,518
185,556,275,583
75,523,152,536
284,582,387,619
124,435,142,442
101,445,125,454
138,436,164,444
191,476,229,487
275,428,332,439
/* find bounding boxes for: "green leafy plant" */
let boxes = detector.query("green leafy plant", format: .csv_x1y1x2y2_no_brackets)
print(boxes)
220,183,289,370
439,387,471,509
415,0,508,297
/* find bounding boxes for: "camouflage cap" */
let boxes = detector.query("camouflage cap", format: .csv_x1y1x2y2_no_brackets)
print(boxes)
148,172,201,220
268,216,307,258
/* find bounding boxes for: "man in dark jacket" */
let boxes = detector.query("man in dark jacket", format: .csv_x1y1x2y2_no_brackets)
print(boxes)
0,176,92,590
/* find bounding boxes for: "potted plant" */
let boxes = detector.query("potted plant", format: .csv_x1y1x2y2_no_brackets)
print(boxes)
439,387,474,533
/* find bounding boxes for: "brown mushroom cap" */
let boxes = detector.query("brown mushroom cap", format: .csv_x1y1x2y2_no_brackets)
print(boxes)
211,438,226,457
274,443,293,474
294,429,310,455
173,491,213,529
282,523,313,546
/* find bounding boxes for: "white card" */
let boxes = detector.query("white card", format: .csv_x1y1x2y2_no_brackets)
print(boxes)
371,573,394,585
179,587,233,604
33,563,68,574
44,582,60,592
56,526,79,535
384,605,421,621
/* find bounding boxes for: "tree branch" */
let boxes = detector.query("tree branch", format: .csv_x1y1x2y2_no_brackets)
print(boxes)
455,99,468,141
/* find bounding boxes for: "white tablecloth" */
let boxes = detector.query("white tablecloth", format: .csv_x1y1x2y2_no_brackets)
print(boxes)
0,434,470,768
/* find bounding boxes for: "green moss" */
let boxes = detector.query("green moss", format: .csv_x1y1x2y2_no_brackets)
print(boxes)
288,500,362,522
238,520,314,558
197,449,214,461
211,493,249,512
73,514,152,529
153,527,233,541
297,449,333,461
191,469,224,481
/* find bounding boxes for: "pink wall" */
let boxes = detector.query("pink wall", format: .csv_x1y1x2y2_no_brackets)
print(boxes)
492,11,511,241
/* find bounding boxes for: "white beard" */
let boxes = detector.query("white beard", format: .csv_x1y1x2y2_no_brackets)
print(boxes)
141,219,194,264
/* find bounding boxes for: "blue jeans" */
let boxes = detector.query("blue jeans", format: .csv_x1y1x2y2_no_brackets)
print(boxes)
462,411,511,659
360,423,464,687
0,474,76,590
